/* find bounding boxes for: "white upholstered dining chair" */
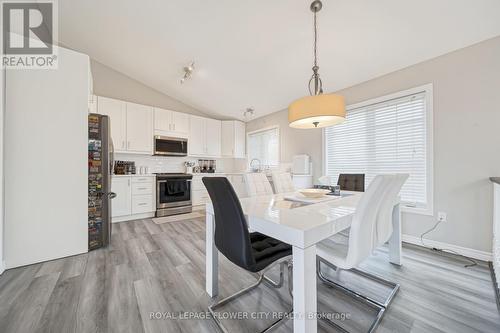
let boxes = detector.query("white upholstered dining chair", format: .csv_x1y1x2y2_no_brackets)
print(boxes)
244,172,274,197
316,174,409,332
271,172,295,194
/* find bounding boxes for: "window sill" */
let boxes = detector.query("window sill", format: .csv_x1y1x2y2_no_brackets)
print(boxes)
401,205,433,216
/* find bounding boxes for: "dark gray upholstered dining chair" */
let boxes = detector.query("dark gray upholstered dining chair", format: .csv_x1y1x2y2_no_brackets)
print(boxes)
202,177,292,333
338,173,365,192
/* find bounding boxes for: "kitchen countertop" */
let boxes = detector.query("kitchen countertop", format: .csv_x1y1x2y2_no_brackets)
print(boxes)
191,172,246,176
490,177,500,185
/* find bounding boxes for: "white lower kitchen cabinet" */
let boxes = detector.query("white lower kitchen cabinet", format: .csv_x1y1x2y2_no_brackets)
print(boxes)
191,173,247,209
112,177,132,217
112,175,156,222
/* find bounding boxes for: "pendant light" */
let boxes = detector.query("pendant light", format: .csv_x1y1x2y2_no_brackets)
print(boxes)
288,0,346,129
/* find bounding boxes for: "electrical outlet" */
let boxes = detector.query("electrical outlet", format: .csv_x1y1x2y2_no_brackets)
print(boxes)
437,212,447,222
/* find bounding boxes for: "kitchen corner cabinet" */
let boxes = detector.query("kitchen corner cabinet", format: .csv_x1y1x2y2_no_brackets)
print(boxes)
221,120,246,158
189,115,221,157
97,96,153,154
154,107,189,137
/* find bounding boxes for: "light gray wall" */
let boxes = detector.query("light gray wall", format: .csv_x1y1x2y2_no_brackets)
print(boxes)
90,60,208,116
246,110,323,178
246,36,500,253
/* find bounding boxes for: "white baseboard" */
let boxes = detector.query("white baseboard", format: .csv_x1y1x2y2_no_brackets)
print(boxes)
402,234,492,262
112,212,155,223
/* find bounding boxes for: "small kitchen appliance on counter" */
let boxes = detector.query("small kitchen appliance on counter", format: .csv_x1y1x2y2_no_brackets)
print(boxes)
114,160,136,174
198,159,216,173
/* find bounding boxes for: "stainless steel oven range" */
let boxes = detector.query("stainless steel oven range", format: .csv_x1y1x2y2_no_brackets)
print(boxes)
155,173,193,217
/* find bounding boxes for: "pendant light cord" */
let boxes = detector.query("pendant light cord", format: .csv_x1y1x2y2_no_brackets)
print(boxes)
313,11,318,68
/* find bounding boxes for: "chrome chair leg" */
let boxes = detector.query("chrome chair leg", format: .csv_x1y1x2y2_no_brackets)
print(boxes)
317,257,399,308
263,261,287,288
208,256,292,333
316,257,399,333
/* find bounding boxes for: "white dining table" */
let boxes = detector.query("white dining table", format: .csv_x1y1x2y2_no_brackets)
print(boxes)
205,191,402,333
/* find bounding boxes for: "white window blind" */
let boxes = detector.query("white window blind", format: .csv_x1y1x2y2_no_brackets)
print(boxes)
325,92,428,209
247,127,279,167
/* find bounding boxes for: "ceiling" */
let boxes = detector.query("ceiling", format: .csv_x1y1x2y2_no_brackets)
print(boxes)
59,0,500,121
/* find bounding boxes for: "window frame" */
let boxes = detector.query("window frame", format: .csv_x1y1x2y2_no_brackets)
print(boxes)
246,125,281,170
322,83,434,215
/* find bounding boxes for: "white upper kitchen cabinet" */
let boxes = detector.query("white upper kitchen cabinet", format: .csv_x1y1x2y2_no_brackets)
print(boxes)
205,118,221,157
88,94,98,114
189,115,221,157
98,96,127,152
221,120,246,158
154,108,189,137
189,115,206,156
126,102,153,154
171,111,190,134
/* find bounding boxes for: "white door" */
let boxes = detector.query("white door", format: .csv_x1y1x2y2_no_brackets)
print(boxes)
221,121,234,157
112,177,132,217
189,115,206,156
205,118,221,157
234,121,246,158
153,107,172,132
171,111,189,135
126,102,153,153
98,96,127,152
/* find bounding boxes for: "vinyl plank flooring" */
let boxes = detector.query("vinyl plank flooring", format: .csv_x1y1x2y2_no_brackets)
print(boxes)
134,276,181,333
2,272,60,333
107,263,144,333
75,249,108,333
36,275,82,333
0,216,499,333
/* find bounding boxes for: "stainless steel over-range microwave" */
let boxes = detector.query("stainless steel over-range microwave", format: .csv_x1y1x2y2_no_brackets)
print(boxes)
154,135,188,156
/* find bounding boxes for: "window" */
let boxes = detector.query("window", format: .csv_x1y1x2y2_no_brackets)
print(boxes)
324,84,433,214
247,126,279,168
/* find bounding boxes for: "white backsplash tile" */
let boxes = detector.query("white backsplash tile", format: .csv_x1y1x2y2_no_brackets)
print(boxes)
114,154,245,174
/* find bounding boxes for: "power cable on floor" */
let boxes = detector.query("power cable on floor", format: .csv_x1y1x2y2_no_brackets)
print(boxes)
420,220,477,268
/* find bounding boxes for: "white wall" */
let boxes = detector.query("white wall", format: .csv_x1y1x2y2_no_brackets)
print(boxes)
246,36,500,254
4,46,89,268
91,60,208,117
245,110,322,179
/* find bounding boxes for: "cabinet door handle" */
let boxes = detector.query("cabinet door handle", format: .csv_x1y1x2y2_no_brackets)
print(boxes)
127,141,131,149
137,187,147,190
173,124,176,131
138,203,147,206
128,179,130,186
122,141,125,149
